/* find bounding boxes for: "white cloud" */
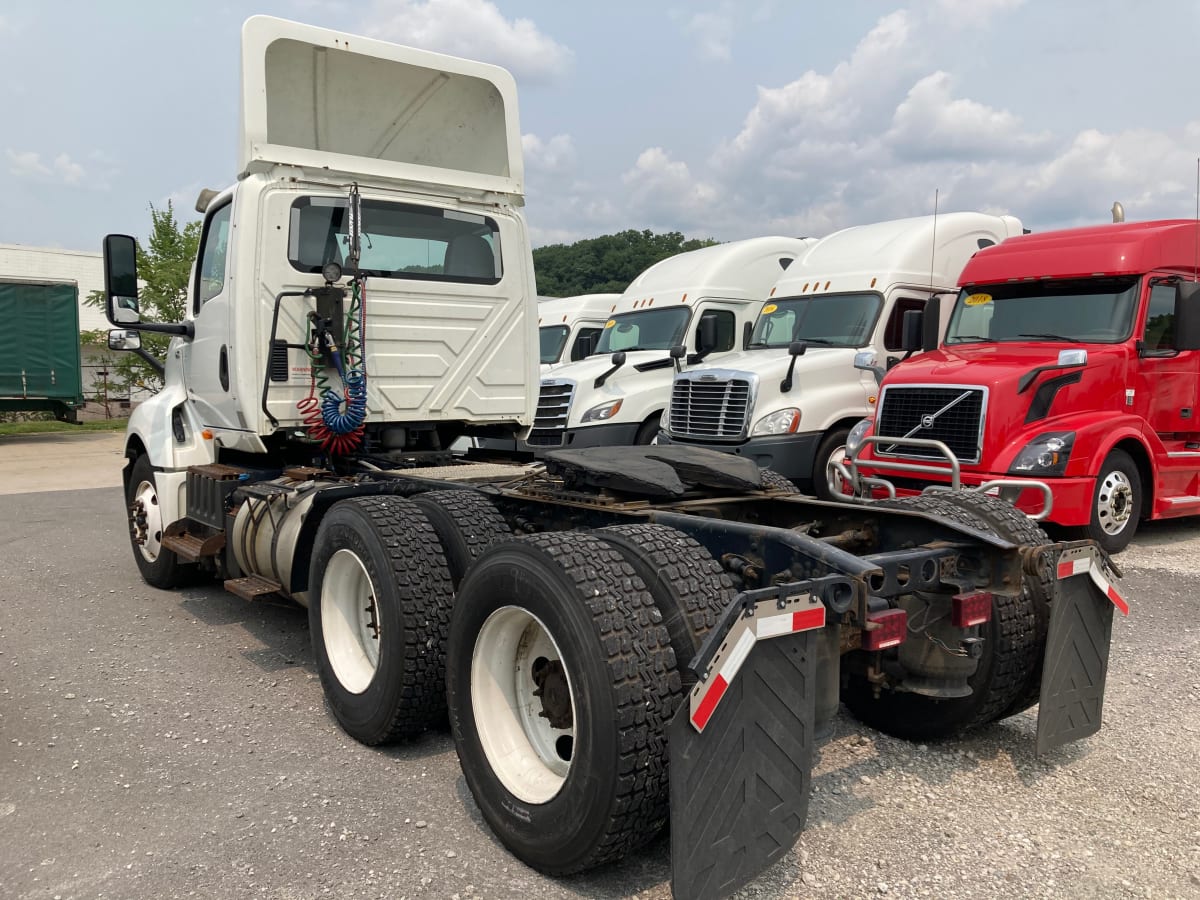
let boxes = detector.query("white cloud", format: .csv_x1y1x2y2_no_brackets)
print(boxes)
7,149,51,178
362,0,572,82
522,133,576,173
53,153,85,184
929,0,1026,28
685,10,734,62
621,147,719,228
887,71,1050,161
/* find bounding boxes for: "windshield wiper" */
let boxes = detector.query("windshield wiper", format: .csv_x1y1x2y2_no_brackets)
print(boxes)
794,337,834,345
947,334,996,343
1018,333,1077,342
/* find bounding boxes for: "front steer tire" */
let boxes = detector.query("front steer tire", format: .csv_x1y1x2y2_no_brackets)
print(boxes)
308,496,454,745
126,454,191,589
446,532,681,875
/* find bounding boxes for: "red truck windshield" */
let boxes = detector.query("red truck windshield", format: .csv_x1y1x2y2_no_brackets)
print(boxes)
945,276,1139,345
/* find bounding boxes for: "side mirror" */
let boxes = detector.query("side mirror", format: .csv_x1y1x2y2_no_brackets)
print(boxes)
576,334,596,358
854,349,886,386
611,351,627,366
921,295,941,352
107,329,142,351
1175,281,1200,351
900,309,925,352
788,341,807,357
741,320,753,350
104,234,140,325
697,314,719,353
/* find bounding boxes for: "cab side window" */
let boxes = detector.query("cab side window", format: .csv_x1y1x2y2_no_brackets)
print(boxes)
697,309,736,353
1142,284,1176,354
882,296,927,351
196,202,232,310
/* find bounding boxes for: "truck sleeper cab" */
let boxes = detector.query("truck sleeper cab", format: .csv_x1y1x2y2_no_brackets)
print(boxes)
527,236,818,452
538,293,623,369
852,219,1200,552
659,213,1023,499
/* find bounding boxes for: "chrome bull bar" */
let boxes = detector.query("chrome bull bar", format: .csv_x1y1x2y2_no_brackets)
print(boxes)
832,435,1054,521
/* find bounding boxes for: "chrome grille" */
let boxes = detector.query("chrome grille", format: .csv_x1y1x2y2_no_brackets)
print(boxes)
528,380,573,446
669,375,753,440
875,385,986,464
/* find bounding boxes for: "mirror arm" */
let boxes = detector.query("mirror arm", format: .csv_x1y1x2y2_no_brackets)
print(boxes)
128,321,193,339
133,347,166,378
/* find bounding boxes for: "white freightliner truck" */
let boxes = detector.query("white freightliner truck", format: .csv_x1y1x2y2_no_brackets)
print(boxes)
525,237,818,452
102,17,1128,900
538,293,623,369
658,213,1025,499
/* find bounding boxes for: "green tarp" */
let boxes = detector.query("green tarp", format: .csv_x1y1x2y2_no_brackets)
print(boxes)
0,280,83,406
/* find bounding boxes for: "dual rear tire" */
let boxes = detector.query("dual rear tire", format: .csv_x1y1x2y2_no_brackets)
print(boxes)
308,494,731,874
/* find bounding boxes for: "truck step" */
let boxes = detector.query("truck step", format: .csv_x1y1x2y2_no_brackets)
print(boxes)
161,528,226,562
224,574,283,602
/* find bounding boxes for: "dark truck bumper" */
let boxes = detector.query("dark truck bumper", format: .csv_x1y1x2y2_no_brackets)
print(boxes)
664,540,1123,900
524,422,642,456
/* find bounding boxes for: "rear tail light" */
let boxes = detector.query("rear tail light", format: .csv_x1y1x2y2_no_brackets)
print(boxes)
952,591,993,628
863,608,907,651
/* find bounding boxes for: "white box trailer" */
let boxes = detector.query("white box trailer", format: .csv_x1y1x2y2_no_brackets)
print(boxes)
526,237,818,451
660,213,1024,497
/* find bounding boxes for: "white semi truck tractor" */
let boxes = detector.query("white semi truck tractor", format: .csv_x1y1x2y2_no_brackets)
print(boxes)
658,213,1024,499
102,17,1128,900
538,293,623,369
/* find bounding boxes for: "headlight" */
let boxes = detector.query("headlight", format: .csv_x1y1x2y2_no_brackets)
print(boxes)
582,399,623,422
845,417,873,456
751,408,801,436
1009,431,1074,475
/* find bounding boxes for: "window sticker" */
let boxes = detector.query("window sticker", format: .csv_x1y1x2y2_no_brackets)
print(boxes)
762,303,778,314
604,319,616,328
964,293,993,306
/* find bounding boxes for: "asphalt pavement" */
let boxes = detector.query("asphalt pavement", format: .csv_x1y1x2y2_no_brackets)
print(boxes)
0,433,1198,899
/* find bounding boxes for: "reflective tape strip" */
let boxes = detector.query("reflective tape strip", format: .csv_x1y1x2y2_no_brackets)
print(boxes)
1056,549,1128,616
1056,557,1090,579
1088,563,1129,616
690,674,728,731
756,605,826,639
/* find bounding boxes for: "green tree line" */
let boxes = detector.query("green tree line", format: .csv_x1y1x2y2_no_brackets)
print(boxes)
532,229,717,296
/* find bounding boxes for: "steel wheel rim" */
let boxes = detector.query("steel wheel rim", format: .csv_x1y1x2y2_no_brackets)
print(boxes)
471,605,576,804
322,549,381,694
131,479,164,562
1096,469,1134,536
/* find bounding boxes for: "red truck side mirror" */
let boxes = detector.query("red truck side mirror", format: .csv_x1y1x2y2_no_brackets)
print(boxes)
1175,282,1200,351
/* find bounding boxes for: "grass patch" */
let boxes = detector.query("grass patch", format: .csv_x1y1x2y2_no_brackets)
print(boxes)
0,418,129,436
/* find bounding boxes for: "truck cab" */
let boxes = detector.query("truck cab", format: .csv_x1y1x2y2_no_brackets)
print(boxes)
525,237,816,451
104,16,537,531
659,213,1024,497
852,219,1200,551
538,293,622,370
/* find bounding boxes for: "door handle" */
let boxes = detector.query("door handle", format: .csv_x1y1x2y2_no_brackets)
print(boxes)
219,345,230,392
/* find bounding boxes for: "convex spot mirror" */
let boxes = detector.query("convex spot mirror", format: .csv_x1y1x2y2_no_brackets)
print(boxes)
104,234,140,325
108,329,142,351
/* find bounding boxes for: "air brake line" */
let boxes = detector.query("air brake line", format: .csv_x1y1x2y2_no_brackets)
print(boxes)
297,276,369,455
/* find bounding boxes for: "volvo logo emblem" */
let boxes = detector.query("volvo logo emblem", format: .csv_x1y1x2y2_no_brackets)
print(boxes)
920,414,936,428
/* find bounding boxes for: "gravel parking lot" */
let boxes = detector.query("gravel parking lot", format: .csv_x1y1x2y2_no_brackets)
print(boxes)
1,433,1198,899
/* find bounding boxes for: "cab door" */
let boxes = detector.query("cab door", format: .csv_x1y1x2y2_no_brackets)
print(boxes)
182,200,246,434
1133,279,1200,497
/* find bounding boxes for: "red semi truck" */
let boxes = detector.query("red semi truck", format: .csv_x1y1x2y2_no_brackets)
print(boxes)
847,219,1200,552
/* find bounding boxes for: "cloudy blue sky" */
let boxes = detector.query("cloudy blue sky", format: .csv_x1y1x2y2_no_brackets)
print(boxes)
3,0,1198,252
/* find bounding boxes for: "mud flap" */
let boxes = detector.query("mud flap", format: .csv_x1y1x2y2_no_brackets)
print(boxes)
1035,545,1124,756
668,582,833,900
